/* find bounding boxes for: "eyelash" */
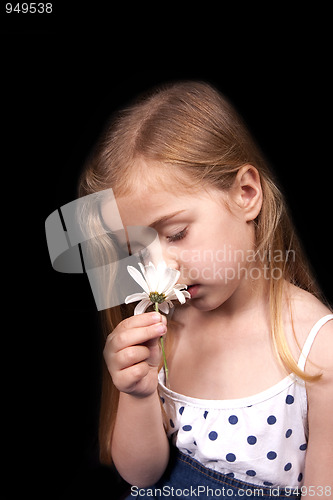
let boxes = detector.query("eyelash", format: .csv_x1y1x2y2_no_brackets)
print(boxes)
166,227,188,243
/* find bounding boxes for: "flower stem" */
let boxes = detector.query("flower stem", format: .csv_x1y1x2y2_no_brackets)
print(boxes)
154,302,169,386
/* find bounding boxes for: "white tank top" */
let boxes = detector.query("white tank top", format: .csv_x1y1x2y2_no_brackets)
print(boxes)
158,314,333,488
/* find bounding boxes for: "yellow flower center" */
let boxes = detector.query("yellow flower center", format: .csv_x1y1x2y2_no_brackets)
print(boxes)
149,292,166,304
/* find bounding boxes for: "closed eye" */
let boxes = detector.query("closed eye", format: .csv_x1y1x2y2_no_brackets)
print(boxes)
166,227,188,243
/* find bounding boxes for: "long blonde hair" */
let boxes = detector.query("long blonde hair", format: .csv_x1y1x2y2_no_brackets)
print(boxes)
78,81,324,465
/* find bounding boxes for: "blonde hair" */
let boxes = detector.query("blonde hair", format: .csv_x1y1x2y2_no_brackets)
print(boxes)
78,81,324,465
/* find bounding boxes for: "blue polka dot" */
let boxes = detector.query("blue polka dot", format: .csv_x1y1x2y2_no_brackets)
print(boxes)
208,431,218,441
263,482,273,486
247,435,257,445
284,463,292,471
298,473,303,482
299,443,307,451
228,415,238,425
160,396,165,404
226,453,236,462
267,415,277,425
286,395,294,405
246,470,256,477
226,473,234,478
203,411,208,419
185,449,192,454
193,441,197,446
170,419,175,428
182,425,192,431
267,451,277,460
285,429,292,438
179,406,184,415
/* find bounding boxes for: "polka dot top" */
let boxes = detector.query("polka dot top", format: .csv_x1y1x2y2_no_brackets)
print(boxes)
158,314,333,488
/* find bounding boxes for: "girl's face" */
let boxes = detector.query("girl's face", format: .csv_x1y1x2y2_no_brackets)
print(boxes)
102,160,263,313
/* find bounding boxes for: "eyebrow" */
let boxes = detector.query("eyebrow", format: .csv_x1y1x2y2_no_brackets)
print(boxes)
149,210,187,228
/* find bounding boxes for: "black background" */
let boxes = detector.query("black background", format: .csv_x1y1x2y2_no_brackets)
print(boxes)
2,6,332,499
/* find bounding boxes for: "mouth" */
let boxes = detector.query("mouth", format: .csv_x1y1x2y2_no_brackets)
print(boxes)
187,284,200,298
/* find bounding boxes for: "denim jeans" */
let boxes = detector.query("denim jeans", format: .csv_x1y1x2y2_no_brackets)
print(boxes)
125,449,301,499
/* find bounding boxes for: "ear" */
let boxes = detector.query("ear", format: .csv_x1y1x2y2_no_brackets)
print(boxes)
231,165,263,222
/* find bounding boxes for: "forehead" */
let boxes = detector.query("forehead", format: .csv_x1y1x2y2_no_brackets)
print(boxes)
102,186,195,231
101,158,202,230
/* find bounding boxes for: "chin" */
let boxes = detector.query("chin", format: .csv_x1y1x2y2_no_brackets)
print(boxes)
189,297,224,312
189,287,235,312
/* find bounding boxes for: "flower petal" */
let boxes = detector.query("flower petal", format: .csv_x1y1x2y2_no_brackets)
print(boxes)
158,301,170,314
154,262,170,291
138,262,148,280
144,263,159,291
134,299,152,315
173,283,188,290
172,287,187,304
156,261,167,274
160,268,180,295
125,292,149,304
127,265,150,294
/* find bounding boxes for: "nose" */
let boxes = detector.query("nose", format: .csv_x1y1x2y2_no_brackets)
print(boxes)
165,258,180,272
143,236,181,273
163,246,180,272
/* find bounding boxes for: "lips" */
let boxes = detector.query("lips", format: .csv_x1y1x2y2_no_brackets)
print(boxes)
187,284,200,298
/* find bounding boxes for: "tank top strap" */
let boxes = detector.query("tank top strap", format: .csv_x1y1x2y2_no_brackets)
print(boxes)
297,314,333,371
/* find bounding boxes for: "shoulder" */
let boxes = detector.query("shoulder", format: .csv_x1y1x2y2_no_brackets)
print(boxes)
282,284,333,379
285,283,333,388
286,285,333,366
286,283,331,323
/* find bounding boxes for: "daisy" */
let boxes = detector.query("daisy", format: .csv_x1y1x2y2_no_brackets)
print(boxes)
125,261,190,315
125,261,190,386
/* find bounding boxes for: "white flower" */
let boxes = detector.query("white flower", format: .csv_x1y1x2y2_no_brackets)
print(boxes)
125,261,190,315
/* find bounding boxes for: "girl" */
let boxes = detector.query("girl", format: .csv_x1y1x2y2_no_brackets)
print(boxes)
78,81,333,498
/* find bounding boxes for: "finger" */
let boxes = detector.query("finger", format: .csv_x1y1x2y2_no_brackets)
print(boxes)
116,345,151,370
113,361,151,393
121,311,166,330
110,322,167,353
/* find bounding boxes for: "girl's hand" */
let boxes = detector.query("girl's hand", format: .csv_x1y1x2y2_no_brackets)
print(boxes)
103,312,167,398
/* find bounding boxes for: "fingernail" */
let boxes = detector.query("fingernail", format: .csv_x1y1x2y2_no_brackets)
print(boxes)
155,324,167,334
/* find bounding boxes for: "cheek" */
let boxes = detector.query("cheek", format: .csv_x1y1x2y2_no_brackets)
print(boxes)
214,217,255,259
175,224,254,284
212,225,255,274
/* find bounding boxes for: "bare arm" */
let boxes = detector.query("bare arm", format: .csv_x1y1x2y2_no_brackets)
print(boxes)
104,312,169,487
112,391,169,487
302,321,333,499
